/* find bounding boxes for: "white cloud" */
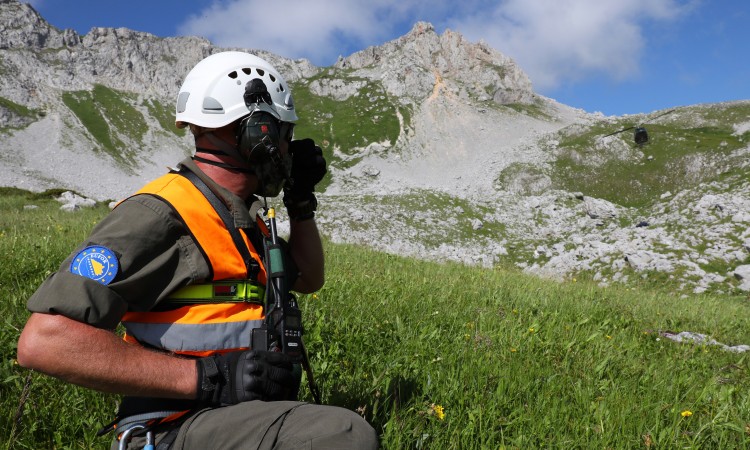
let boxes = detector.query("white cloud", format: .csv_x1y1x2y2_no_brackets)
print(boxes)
177,0,422,64
451,0,698,91
178,0,699,91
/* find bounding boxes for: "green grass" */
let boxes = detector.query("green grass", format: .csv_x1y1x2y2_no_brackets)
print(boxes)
0,97,38,120
0,96,42,132
307,249,750,448
0,190,118,449
61,84,148,169
503,100,554,121
143,97,186,138
550,103,750,208
2,189,750,449
291,71,405,190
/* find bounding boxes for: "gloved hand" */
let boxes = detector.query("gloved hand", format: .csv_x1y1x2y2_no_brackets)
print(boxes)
284,139,326,220
196,350,299,406
287,138,326,196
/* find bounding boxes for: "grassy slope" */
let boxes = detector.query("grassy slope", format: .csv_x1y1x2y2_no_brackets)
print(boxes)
2,190,749,449
291,70,407,191
0,189,118,449
0,95,42,132
549,103,750,208
61,84,185,171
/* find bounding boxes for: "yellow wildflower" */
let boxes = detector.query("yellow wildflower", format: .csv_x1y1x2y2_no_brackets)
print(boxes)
681,410,693,417
528,327,535,333
431,404,445,420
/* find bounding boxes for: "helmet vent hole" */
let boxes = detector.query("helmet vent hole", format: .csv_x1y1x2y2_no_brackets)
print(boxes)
242,68,252,75
279,85,285,92
269,74,276,82
228,71,238,79
257,69,265,76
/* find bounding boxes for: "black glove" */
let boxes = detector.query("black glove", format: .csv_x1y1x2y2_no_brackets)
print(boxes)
196,350,299,406
284,139,326,220
287,138,326,195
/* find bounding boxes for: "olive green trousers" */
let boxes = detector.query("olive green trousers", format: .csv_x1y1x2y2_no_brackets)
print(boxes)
113,401,379,450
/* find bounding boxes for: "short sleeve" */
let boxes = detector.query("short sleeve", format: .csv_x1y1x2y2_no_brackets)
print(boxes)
27,270,128,330
27,194,208,329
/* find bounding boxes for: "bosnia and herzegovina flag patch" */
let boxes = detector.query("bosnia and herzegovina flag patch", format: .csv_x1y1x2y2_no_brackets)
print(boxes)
70,246,119,285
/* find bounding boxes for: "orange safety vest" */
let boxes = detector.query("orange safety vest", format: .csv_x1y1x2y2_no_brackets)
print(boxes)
120,172,268,357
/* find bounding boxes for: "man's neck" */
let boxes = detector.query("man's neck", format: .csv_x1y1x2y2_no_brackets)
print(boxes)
194,157,256,200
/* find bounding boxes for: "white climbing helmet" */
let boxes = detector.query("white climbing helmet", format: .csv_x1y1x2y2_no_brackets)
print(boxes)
175,51,297,129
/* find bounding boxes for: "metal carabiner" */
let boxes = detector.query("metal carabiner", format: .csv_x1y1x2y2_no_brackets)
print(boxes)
118,424,145,450
118,425,154,450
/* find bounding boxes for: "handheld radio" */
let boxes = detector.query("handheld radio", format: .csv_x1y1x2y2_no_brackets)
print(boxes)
251,207,321,403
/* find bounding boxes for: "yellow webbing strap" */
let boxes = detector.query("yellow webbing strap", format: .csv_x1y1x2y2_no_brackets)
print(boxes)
166,280,265,305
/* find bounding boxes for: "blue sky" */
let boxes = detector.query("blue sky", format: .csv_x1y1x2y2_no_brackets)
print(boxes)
28,0,749,116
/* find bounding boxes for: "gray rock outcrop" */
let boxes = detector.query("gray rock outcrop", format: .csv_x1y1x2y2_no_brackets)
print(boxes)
336,22,534,105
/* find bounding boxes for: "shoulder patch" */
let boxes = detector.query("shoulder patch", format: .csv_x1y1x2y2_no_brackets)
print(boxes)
70,246,119,285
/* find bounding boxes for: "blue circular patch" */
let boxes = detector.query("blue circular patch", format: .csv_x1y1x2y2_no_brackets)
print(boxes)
70,246,119,285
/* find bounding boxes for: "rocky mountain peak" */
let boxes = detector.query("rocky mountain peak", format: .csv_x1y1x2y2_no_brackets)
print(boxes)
0,0,79,49
335,21,533,105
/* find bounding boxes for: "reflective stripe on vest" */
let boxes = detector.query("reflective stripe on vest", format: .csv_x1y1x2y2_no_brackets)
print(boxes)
120,172,267,356
123,304,265,356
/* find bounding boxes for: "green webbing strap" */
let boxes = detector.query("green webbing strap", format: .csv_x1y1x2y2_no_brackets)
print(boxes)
165,281,265,305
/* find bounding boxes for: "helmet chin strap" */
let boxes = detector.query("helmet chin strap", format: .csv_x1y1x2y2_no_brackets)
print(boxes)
195,131,286,198
193,152,254,173
195,132,254,173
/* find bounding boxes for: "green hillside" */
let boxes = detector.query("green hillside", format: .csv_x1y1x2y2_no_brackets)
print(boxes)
2,189,750,449
61,84,185,171
550,103,750,208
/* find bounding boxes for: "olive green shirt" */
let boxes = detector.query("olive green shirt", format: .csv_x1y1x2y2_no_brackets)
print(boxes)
27,159,294,330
